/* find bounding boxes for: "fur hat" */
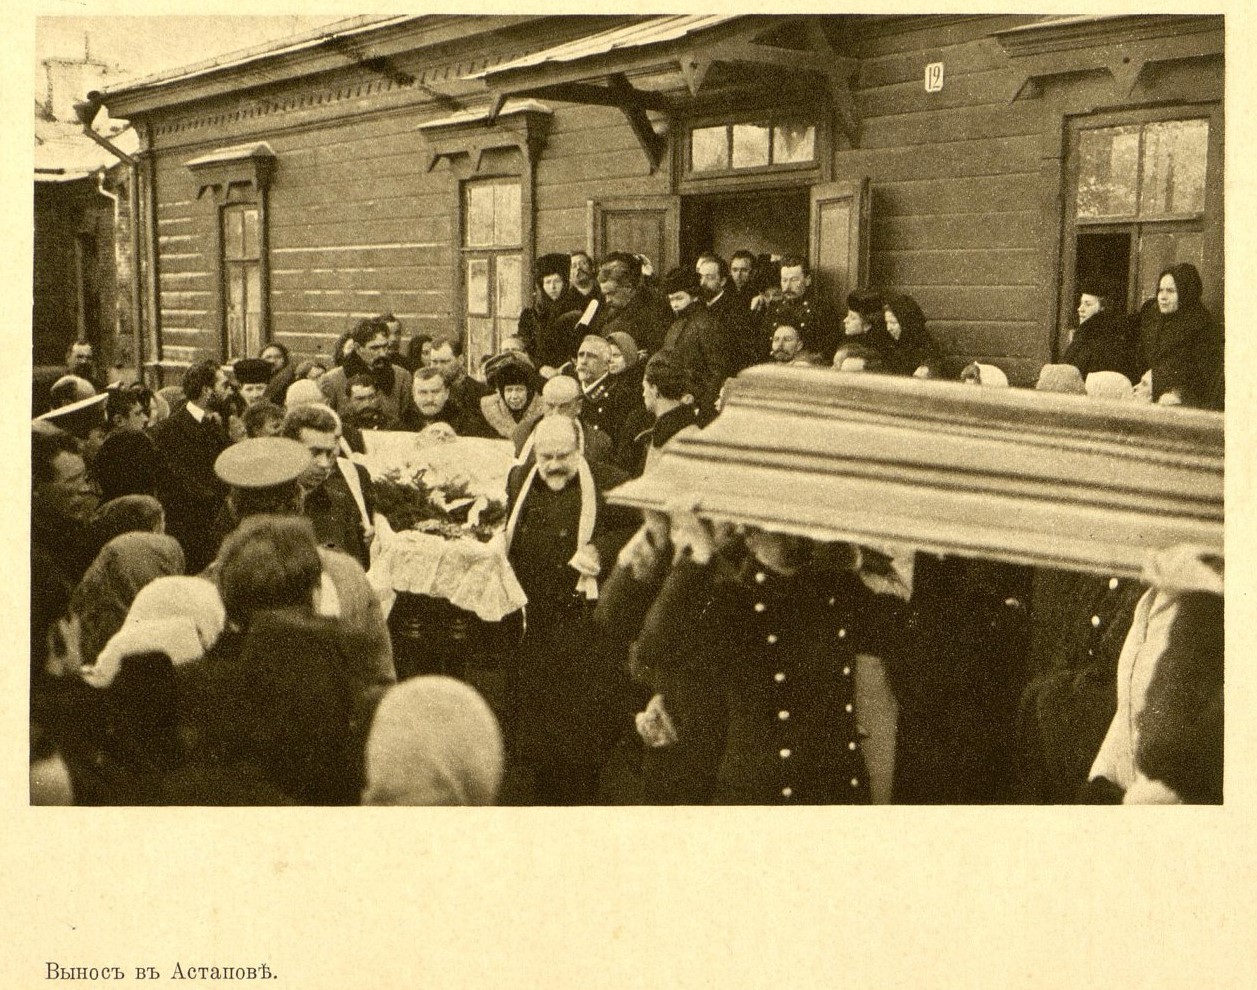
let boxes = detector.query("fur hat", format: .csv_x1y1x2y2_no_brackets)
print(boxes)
233,357,273,385
534,253,571,284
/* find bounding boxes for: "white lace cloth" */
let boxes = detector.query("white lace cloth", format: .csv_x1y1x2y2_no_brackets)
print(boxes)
367,515,526,622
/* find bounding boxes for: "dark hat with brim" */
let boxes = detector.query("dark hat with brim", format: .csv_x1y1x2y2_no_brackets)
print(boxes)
34,392,108,439
215,437,312,489
534,252,571,283
662,266,699,297
233,358,274,385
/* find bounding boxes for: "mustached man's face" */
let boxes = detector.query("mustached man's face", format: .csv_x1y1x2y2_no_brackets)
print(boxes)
412,377,449,417
535,432,581,491
771,326,802,362
362,335,392,371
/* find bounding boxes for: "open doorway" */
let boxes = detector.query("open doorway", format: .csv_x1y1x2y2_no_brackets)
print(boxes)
681,188,810,270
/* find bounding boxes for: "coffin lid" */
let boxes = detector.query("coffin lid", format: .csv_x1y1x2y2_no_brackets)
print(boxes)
608,365,1223,579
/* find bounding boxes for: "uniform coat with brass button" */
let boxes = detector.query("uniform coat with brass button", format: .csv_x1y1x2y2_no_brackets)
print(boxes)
639,555,899,805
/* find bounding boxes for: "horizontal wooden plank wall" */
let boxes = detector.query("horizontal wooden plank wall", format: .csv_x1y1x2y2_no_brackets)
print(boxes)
835,16,1051,384
534,103,672,254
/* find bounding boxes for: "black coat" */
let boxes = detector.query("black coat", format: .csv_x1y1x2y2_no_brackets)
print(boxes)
864,323,942,377
639,556,897,804
619,404,700,479
708,288,763,374
148,406,231,572
588,289,674,356
504,460,637,768
1139,302,1223,409
520,285,587,366
662,301,730,411
1062,309,1142,383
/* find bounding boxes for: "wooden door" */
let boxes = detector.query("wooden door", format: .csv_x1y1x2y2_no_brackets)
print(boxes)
589,196,680,273
809,179,870,311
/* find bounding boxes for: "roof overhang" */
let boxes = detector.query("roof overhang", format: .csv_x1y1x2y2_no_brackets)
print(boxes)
93,15,540,119
609,366,1223,579
993,14,1224,102
476,15,863,169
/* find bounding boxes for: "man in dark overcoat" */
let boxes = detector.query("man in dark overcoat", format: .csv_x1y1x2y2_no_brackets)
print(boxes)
503,416,637,804
148,358,233,572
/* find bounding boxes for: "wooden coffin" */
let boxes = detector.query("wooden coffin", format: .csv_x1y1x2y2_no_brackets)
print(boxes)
608,366,1223,578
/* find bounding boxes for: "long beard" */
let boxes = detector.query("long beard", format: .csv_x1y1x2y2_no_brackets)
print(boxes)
370,360,396,393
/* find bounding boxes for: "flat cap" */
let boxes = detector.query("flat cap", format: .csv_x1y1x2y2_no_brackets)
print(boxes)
214,437,312,489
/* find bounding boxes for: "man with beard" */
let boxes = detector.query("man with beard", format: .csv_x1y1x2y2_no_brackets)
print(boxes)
587,252,673,356
280,404,375,570
401,367,489,436
503,416,636,804
662,266,728,416
518,253,585,366
342,375,398,433
148,359,233,572
570,251,601,306
318,318,415,424
428,337,491,420
65,341,104,390
764,256,841,363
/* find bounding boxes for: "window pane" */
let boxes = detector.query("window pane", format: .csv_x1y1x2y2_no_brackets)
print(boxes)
245,265,262,353
496,254,522,320
224,208,245,260
1077,126,1140,219
732,123,771,168
493,183,521,246
1141,119,1208,217
467,317,495,374
465,185,495,247
691,126,728,172
242,208,260,259
1137,230,1204,304
773,123,815,164
466,259,490,315
226,266,245,357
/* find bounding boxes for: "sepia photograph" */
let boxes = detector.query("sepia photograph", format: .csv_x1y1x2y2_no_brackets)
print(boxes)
18,6,1245,986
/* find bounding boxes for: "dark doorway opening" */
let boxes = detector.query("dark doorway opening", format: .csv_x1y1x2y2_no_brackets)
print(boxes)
681,188,809,270
1074,230,1132,310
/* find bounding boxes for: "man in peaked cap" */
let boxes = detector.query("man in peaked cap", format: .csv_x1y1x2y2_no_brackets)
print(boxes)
34,391,110,472
207,435,397,697
233,358,274,406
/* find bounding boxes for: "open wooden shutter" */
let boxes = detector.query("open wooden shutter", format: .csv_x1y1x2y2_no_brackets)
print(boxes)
809,179,870,312
589,195,680,272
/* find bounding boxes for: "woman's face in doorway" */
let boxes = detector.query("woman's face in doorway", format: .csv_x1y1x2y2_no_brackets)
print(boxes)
1077,293,1103,323
883,308,901,340
1157,275,1179,315
843,309,868,336
607,344,627,375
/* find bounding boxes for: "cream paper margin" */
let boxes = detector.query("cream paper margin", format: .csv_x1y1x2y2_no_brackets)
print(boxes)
4,2,1253,987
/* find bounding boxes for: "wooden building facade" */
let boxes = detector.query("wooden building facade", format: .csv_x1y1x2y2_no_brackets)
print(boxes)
91,14,1223,386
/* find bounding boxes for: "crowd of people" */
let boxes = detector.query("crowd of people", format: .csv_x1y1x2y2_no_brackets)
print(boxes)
30,247,1224,806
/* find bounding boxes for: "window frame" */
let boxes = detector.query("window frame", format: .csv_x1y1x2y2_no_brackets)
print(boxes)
219,198,266,361
678,102,832,195
458,174,526,375
1058,101,1222,348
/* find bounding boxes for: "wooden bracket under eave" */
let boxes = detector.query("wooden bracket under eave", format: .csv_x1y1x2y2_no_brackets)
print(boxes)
620,105,666,173
679,56,710,97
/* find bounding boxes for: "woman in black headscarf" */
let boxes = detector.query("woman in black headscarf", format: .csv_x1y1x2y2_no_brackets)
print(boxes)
1139,262,1223,409
874,293,941,377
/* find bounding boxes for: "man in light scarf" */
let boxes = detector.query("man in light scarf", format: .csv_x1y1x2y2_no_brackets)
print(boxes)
503,416,637,804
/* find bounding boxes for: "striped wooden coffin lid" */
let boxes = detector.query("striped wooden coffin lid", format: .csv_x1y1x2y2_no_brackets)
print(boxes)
608,365,1224,578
